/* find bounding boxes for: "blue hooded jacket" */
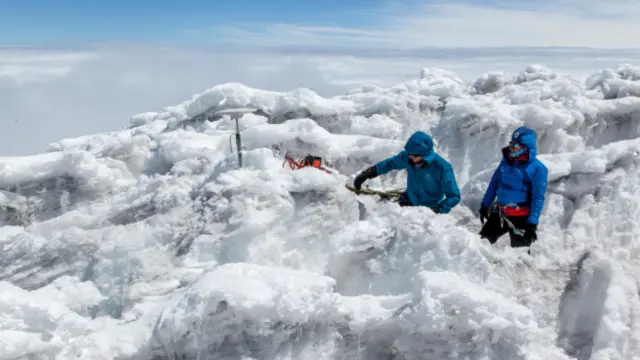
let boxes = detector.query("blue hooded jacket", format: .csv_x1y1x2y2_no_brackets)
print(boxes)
374,131,461,213
480,126,549,224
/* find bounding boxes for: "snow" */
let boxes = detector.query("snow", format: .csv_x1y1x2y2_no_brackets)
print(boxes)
1,62,640,359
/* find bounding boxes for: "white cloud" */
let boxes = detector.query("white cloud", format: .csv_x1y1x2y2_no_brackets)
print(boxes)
1,44,640,156
210,0,640,48
0,49,97,84
0,45,346,156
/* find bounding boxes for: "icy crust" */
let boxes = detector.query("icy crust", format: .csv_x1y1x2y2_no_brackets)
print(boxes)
0,279,95,359
0,150,134,193
0,151,136,226
586,64,640,99
0,63,639,359
146,263,348,359
48,63,640,183
0,147,554,360
541,137,640,182
326,202,492,297
556,252,640,360
176,149,358,272
145,263,536,360
392,271,535,360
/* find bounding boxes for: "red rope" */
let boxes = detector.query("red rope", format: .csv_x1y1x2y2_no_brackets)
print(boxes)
282,155,332,174
282,157,302,170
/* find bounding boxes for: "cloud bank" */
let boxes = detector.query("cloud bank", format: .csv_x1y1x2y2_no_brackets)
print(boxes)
2,44,640,156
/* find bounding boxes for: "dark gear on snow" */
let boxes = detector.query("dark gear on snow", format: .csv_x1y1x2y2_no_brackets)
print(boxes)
398,192,411,207
479,204,537,248
353,165,377,190
524,223,538,241
344,184,403,200
479,206,489,224
283,154,332,174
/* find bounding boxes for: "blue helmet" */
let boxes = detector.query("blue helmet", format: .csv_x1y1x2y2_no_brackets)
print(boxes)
509,126,538,159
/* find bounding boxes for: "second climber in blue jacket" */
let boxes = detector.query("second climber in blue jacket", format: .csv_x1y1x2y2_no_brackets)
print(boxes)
479,126,549,249
352,130,461,214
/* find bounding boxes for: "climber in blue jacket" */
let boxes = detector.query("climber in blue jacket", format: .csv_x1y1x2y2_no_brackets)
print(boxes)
353,130,461,214
479,126,549,249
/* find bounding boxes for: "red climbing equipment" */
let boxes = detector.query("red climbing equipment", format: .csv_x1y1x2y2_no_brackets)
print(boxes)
282,154,332,174
497,203,530,217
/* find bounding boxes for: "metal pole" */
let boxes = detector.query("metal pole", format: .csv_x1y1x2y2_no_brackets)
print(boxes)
235,117,242,168
212,107,258,169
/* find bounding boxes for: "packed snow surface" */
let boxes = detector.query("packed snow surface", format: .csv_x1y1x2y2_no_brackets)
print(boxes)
2,63,640,359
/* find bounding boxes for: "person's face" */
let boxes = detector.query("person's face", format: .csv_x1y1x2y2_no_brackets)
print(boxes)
409,153,423,164
508,140,528,158
509,140,523,153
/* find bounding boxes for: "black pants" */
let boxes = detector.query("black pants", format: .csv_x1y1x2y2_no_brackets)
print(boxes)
479,212,534,248
398,192,411,207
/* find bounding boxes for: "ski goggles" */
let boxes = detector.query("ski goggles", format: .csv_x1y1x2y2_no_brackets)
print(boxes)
508,141,527,158
508,141,524,151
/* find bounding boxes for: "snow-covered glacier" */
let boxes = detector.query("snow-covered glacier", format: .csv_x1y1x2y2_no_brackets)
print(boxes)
1,63,640,360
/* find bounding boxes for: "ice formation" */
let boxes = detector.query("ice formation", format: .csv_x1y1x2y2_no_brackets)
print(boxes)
1,63,640,359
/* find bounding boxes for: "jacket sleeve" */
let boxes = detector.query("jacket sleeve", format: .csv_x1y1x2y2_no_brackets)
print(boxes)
480,162,502,208
375,151,408,175
437,163,461,214
527,162,548,225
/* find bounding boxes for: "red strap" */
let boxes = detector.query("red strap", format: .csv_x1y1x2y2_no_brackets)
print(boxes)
497,204,530,216
282,156,332,174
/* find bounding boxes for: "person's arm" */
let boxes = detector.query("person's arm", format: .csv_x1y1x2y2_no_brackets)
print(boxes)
375,151,409,175
527,163,549,225
353,151,408,189
437,163,461,213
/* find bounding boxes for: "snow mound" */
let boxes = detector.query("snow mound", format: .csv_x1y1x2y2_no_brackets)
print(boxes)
1,63,640,359
147,263,348,359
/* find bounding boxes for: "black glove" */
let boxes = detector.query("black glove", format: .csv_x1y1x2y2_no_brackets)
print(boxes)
353,166,377,190
398,192,411,206
479,206,489,224
524,223,537,241
432,206,441,214
303,155,322,167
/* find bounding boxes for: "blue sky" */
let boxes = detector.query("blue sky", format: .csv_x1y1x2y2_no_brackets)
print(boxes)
0,0,387,46
1,0,639,48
